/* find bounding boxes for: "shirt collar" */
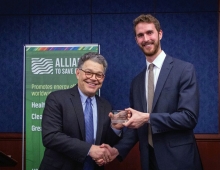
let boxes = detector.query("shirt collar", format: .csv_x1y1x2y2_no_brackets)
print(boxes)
146,50,166,69
78,88,95,105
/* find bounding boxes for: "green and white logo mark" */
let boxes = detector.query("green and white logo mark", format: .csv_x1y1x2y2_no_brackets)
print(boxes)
31,58,53,74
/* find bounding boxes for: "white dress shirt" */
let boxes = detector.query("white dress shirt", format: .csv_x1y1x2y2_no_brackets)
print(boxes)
78,88,121,141
145,50,166,112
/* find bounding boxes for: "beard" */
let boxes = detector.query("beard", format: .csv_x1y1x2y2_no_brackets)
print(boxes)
140,37,161,57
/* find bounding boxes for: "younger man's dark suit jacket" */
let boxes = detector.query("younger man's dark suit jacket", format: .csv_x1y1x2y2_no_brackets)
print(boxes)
114,55,203,170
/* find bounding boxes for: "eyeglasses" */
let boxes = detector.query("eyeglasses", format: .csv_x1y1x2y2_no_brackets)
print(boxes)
79,68,105,80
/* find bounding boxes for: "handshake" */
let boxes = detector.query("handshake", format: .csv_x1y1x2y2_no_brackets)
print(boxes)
88,108,150,166
89,143,119,166
88,110,132,166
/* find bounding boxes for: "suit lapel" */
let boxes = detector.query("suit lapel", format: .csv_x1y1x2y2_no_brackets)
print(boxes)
152,55,173,111
95,96,104,144
70,85,86,141
69,86,105,144
139,69,148,113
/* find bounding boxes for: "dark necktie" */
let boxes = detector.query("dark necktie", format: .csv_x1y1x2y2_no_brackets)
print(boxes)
148,64,154,147
83,97,94,170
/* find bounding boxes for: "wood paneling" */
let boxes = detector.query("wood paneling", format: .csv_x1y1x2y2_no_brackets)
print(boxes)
0,133,220,170
0,133,22,170
196,134,220,170
105,143,141,170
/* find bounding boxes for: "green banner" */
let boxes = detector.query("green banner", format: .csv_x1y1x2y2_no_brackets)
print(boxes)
23,44,99,170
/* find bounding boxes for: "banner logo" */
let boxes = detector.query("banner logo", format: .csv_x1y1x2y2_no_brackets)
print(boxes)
31,58,53,74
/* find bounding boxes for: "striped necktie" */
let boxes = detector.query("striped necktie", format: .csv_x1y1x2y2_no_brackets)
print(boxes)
83,97,94,170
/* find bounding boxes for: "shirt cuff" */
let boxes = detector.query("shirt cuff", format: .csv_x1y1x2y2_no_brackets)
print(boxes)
111,127,122,136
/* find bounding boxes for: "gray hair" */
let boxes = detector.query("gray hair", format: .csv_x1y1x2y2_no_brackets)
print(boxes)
77,52,108,73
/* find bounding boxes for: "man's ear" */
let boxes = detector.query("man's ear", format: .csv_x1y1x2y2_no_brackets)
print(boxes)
135,36,138,44
159,29,163,40
75,68,80,79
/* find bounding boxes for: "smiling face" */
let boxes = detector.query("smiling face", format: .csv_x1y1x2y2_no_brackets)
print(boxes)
76,60,105,97
135,22,163,62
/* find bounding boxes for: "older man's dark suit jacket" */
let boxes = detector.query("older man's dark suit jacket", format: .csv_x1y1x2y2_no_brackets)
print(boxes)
114,55,203,170
39,85,120,170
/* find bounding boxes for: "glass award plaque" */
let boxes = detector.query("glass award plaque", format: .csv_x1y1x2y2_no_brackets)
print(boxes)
111,110,128,123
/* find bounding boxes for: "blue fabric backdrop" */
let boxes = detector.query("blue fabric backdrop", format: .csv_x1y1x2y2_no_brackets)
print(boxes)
0,0,218,133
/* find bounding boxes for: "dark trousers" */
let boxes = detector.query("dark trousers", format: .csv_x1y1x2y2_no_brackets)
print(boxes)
149,145,159,170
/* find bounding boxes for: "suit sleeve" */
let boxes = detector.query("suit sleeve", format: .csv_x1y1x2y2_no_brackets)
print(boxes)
104,125,122,146
113,81,139,161
151,63,199,134
113,128,138,161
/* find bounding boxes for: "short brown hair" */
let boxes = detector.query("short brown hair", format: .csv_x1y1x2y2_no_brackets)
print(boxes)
133,14,161,35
